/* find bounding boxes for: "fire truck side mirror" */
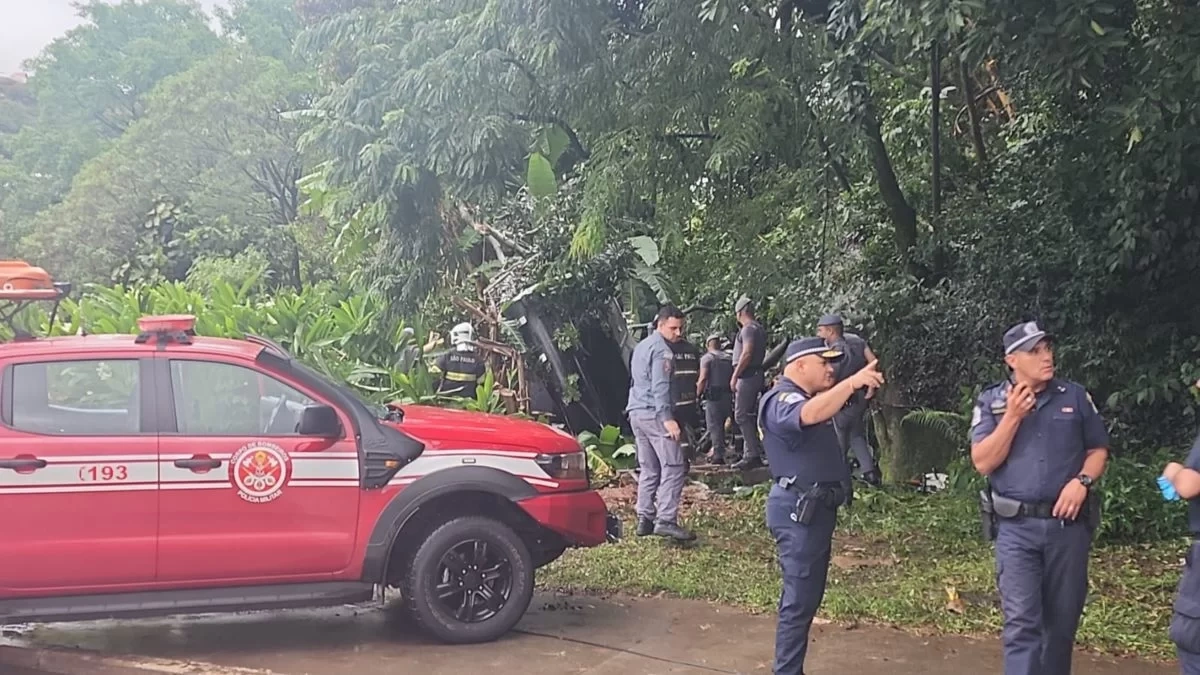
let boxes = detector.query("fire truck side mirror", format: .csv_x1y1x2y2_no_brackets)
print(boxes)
297,404,341,437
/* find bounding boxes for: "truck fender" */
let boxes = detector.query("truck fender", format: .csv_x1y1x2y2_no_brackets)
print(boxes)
360,465,538,583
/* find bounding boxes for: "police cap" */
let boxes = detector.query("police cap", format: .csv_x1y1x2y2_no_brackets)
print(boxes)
1003,321,1053,355
785,337,844,363
734,295,753,314
817,314,843,327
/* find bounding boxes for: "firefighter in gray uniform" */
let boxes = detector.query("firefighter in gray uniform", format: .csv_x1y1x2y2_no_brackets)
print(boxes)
731,296,767,469
1159,384,1200,674
761,337,884,674
626,305,696,542
816,314,881,485
970,321,1109,675
697,333,734,464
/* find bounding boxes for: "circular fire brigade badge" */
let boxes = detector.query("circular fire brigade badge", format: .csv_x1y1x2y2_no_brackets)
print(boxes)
229,442,292,504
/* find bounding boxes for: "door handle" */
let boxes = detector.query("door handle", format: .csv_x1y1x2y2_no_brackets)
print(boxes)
0,458,47,470
174,457,222,471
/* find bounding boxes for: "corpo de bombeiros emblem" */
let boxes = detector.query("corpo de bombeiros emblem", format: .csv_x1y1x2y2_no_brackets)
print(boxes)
229,442,292,503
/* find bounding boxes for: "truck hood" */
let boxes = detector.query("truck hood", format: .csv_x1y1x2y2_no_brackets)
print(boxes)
384,404,581,453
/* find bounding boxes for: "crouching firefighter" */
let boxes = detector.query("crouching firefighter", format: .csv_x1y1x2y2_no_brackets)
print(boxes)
971,321,1108,675
760,337,884,675
432,322,486,398
1158,379,1200,675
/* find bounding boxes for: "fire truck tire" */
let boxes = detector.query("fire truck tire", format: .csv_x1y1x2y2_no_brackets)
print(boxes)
402,515,535,644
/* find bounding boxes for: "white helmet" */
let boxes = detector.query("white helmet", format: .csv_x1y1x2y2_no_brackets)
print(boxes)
450,322,474,351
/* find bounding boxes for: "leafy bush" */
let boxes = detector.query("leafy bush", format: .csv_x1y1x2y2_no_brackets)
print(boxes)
1097,448,1189,544
578,424,636,486
8,280,517,413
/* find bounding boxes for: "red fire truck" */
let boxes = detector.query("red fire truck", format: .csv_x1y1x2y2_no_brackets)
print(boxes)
0,262,619,644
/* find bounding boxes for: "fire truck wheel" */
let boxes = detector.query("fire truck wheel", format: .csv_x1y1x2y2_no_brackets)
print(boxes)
402,515,535,644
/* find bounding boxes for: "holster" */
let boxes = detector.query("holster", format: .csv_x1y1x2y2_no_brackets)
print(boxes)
979,488,998,541
784,480,849,524
793,492,818,525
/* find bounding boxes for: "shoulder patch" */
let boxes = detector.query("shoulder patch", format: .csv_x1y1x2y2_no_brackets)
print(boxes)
970,405,982,429
781,392,804,404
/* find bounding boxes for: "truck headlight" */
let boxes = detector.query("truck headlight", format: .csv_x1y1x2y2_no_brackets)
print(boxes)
535,450,587,481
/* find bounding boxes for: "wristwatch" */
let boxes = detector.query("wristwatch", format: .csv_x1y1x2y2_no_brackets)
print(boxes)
1077,473,1094,490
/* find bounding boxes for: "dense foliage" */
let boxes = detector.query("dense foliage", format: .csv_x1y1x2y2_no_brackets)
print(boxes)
4,0,1200,534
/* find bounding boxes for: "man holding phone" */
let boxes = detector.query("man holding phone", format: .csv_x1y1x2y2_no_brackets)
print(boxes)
970,321,1110,675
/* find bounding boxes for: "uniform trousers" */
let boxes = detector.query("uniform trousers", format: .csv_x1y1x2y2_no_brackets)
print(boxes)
1171,543,1200,674
767,483,837,675
994,516,1091,675
735,373,765,460
631,411,686,525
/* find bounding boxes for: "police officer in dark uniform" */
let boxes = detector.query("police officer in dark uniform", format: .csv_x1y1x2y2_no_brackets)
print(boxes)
970,321,1109,675
760,337,884,674
433,322,487,398
697,334,734,464
1159,381,1200,674
817,314,882,486
667,331,702,463
732,296,768,469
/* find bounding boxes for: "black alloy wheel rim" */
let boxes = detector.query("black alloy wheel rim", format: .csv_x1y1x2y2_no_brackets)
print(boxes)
435,539,514,623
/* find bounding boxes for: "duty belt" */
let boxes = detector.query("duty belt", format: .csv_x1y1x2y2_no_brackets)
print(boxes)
777,477,849,508
989,491,1084,521
1014,501,1059,519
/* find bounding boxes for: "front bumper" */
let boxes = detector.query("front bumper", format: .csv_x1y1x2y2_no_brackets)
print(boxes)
516,490,618,548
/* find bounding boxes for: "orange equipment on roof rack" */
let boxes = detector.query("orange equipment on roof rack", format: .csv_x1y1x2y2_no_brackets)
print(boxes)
0,260,71,339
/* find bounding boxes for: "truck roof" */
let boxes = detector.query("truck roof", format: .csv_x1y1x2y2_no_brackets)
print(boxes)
0,333,267,361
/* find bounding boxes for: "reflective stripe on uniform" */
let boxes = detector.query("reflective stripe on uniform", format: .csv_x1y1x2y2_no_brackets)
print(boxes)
443,371,478,382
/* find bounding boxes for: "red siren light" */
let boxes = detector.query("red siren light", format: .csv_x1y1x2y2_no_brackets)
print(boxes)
135,315,196,346
136,314,197,334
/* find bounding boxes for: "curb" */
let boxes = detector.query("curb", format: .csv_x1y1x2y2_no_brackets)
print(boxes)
0,644,276,674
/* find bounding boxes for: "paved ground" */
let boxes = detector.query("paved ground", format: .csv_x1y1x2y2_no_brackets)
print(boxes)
0,592,1178,674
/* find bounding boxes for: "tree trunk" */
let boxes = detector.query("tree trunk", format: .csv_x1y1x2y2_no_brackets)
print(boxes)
860,104,919,259
931,40,942,221
958,56,989,169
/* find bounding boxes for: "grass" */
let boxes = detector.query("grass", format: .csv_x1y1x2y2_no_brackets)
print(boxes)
539,483,1188,661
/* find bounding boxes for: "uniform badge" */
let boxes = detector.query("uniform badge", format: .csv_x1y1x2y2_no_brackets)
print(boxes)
1061,407,1074,414
230,442,292,504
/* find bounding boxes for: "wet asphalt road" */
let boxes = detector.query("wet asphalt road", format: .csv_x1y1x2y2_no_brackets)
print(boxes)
1,592,1179,674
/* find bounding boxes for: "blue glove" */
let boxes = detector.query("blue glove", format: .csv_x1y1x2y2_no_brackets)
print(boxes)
1158,475,1181,501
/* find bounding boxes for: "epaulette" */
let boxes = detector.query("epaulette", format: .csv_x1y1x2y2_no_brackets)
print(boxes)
982,381,1008,416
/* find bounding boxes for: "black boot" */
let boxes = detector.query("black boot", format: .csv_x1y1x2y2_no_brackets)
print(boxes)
636,518,655,536
654,521,697,541
732,455,762,470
